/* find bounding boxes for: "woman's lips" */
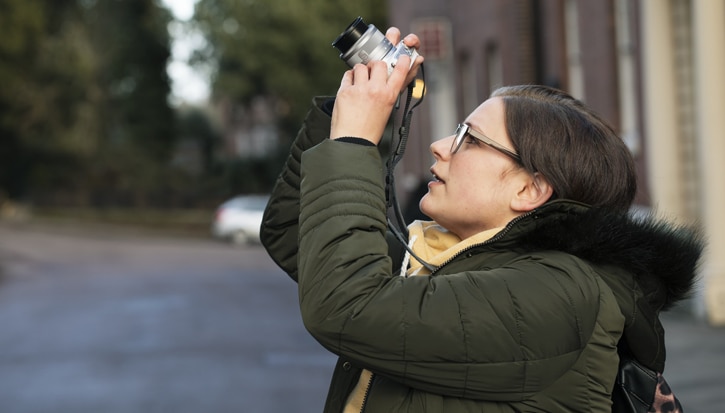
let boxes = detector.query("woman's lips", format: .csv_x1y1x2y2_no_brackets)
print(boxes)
429,170,444,187
430,169,444,183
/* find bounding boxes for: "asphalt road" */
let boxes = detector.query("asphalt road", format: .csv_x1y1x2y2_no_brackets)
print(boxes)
0,220,723,412
0,221,335,413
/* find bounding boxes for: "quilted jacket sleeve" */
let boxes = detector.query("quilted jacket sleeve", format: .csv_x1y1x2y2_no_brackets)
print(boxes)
260,97,334,281
297,139,606,401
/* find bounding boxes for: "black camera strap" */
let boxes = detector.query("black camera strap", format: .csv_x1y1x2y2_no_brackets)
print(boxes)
385,64,436,274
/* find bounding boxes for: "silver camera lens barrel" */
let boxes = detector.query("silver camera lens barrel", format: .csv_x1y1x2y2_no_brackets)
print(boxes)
339,25,394,67
333,17,395,68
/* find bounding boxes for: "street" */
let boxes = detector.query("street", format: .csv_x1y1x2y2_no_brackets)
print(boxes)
0,221,723,412
0,221,335,413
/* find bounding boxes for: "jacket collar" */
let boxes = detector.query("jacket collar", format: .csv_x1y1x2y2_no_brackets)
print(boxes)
505,199,704,312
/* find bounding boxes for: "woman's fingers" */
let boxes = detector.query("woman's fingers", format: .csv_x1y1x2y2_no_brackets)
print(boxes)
352,63,370,84
385,27,401,46
382,29,424,90
387,55,411,89
401,34,420,49
339,68,353,88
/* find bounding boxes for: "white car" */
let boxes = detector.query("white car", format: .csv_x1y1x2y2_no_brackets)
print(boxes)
212,195,270,245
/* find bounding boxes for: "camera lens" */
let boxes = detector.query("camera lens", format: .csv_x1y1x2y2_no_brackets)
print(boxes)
332,17,369,54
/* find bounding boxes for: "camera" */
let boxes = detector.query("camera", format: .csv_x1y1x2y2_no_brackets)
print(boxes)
332,17,418,75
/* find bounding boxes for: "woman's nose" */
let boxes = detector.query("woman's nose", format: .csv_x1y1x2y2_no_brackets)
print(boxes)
430,135,454,159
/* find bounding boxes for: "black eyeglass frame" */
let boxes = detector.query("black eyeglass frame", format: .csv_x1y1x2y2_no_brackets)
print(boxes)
450,123,521,162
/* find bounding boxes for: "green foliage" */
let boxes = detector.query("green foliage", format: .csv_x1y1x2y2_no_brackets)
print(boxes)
0,0,389,209
185,0,388,197
192,0,387,135
85,0,174,161
0,0,87,199
0,0,177,207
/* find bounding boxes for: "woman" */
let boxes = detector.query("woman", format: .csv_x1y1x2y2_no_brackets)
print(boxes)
261,28,703,412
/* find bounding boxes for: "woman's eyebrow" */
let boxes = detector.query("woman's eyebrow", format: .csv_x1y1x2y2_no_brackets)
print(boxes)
466,121,490,138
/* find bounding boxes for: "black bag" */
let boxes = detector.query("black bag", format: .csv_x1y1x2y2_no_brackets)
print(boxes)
611,354,683,413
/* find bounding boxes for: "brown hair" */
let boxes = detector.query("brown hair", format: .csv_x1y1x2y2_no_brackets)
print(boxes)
491,85,636,212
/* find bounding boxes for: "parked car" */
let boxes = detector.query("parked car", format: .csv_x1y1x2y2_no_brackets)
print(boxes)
212,195,270,245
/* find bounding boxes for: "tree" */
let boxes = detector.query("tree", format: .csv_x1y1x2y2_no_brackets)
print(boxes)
0,0,92,202
81,0,176,206
0,0,177,206
192,0,387,135
85,0,174,162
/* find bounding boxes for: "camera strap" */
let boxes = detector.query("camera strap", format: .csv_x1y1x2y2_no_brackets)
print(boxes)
384,64,436,274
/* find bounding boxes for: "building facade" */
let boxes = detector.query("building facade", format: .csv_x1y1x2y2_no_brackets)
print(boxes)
389,0,725,324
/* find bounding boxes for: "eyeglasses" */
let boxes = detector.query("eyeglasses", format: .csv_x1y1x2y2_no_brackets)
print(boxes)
450,123,521,162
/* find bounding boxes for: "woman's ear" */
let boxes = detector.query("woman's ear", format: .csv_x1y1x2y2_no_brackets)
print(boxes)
511,172,553,212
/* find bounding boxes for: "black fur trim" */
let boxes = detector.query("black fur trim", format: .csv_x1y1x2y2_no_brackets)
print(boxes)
517,206,705,310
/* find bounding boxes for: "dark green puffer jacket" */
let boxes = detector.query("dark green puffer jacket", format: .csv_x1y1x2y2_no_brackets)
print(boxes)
261,98,704,413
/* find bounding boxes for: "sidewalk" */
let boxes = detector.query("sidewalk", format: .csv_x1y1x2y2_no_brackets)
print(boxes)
659,309,725,412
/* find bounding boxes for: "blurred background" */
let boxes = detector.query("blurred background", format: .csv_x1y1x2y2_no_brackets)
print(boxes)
0,0,724,411
0,0,387,225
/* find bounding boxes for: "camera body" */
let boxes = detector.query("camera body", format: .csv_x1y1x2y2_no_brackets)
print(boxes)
332,17,418,75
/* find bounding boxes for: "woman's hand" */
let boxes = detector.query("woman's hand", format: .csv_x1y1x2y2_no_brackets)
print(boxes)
329,28,424,145
384,27,423,89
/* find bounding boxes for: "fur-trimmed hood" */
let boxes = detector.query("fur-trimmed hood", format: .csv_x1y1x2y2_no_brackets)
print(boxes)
507,200,705,370
514,201,704,310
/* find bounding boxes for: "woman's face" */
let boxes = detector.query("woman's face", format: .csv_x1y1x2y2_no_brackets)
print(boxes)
420,97,529,239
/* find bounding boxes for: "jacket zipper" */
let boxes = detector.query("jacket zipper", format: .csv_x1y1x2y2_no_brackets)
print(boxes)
359,372,375,413
430,210,536,275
